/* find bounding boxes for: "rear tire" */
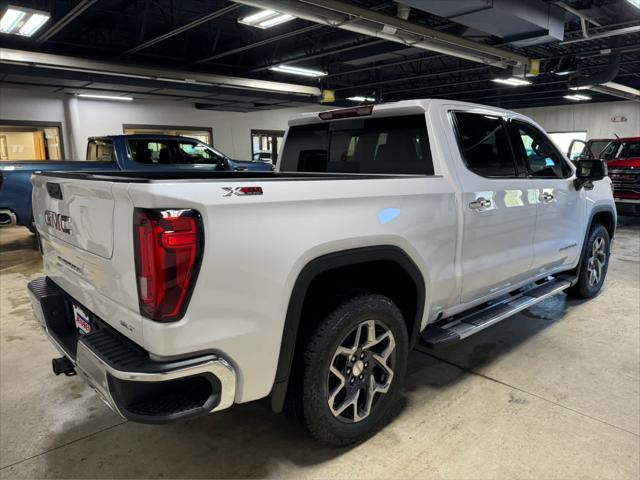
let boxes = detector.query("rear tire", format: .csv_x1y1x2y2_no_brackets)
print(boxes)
566,224,610,298
298,294,408,446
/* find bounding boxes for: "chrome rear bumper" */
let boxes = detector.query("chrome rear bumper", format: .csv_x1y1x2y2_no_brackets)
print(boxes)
28,277,236,423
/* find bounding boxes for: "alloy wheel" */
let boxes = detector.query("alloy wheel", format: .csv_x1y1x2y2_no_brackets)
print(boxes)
587,236,607,287
326,319,396,423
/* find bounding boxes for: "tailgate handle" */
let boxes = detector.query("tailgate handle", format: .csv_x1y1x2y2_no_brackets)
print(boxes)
46,182,63,200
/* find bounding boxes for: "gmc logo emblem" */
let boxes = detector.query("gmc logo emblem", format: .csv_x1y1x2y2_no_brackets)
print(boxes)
44,210,72,234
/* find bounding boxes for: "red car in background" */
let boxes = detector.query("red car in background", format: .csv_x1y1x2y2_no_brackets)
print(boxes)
603,137,640,216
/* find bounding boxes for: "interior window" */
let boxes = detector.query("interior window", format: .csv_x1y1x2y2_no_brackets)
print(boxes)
453,112,516,177
279,114,433,175
0,123,63,161
511,120,570,178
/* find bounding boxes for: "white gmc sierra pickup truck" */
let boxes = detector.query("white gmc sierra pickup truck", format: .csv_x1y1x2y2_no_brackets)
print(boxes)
29,99,616,445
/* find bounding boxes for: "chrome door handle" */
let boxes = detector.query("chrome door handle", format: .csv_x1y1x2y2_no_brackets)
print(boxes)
469,198,492,210
540,192,554,203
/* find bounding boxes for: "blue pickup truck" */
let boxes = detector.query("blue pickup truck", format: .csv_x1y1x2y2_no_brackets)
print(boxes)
0,134,272,231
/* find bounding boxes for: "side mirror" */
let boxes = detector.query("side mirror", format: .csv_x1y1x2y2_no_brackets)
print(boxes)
574,159,607,190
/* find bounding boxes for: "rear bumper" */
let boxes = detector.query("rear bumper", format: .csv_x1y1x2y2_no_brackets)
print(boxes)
28,277,236,424
0,209,17,226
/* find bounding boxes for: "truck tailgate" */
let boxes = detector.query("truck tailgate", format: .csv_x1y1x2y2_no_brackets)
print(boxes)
32,175,115,258
31,174,143,343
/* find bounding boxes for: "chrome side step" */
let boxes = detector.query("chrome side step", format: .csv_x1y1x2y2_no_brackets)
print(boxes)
420,277,574,348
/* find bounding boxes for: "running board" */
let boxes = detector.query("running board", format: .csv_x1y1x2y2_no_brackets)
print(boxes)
420,277,574,348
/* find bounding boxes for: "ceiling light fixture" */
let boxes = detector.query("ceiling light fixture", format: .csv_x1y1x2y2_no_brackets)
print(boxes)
564,94,591,101
492,77,532,86
625,0,640,9
347,96,375,102
270,65,327,77
0,5,50,36
239,9,295,29
77,94,134,101
569,85,592,91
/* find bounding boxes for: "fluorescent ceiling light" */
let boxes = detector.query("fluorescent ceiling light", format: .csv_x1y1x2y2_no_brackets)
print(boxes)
564,94,591,101
259,14,294,28
239,9,295,29
625,0,640,9
77,94,133,101
18,13,49,36
347,96,375,102
270,65,327,77
0,6,49,36
569,85,592,90
492,77,532,86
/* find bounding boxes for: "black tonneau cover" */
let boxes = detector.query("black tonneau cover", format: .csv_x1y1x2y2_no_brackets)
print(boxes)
32,170,420,183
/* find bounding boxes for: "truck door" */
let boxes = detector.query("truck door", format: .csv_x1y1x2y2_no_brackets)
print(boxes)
508,119,583,273
451,111,538,304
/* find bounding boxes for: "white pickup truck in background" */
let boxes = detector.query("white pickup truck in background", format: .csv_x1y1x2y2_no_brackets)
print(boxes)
29,99,615,445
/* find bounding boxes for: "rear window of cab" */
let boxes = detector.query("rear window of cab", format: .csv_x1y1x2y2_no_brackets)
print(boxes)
279,114,434,175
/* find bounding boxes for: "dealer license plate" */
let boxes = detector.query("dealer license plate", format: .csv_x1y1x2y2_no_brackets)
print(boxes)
73,304,92,334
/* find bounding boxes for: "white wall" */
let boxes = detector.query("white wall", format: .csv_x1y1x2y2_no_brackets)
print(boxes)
0,87,324,160
516,101,639,139
1,86,638,160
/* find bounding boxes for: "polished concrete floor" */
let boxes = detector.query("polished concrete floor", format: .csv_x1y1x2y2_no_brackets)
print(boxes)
1,221,638,479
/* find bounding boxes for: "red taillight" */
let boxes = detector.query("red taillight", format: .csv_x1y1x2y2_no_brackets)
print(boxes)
133,208,203,322
318,105,373,120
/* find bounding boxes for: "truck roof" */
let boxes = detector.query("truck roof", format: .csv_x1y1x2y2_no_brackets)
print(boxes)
288,98,522,126
88,134,207,142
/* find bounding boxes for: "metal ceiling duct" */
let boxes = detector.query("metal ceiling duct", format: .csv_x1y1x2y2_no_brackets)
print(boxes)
400,0,566,47
0,48,321,97
569,53,639,101
569,53,621,89
230,0,529,69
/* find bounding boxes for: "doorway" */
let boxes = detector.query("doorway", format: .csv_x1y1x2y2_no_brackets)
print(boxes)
251,130,284,164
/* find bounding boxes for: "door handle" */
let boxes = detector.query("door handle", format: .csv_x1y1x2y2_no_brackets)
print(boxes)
469,197,492,210
540,192,554,203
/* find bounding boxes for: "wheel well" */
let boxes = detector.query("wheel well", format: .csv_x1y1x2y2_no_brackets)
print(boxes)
591,211,615,239
270,247,425,412
296,260,420,351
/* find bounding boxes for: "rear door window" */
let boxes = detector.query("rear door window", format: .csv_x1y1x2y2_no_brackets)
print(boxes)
452,112,516,177
279,114,433,175
129,140,172,164
86,139,115,161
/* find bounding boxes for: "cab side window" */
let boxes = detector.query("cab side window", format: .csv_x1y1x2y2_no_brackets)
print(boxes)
510,120,571,178
453,112,516,177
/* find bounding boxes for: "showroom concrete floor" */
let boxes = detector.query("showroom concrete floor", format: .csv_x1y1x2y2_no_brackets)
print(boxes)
0,221,638,479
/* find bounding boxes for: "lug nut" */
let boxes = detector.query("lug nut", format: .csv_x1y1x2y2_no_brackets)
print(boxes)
359,374,364,380
364,362,368,367
360,352,365,359
351,355,357,362
346,367,351,374
350,377,355,384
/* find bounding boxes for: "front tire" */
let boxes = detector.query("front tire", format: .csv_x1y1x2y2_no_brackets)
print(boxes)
299,294,408,446
566,224,610,298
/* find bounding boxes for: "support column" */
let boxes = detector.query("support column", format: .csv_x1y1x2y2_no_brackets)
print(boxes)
63,96,82,159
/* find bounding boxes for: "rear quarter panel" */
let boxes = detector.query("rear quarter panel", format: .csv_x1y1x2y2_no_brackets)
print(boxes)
127,176,457,402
